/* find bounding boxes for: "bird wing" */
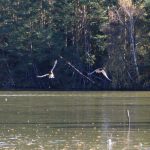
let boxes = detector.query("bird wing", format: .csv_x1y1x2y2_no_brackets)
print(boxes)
88,68,103,75
101,70,111,81
95,68,103,73
37,74,49,78
51,60,58,72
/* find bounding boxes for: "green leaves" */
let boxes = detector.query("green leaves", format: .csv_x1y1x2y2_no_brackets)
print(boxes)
0,0,149,90
145,0,150,6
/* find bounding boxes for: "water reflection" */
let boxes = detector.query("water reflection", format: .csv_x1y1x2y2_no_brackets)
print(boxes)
0,91,150,149
0,124,149,150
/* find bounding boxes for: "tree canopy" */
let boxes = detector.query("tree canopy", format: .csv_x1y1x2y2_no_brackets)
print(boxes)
0,0,150,90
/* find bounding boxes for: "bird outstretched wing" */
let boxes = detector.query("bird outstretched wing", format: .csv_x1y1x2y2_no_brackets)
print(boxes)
37,74,49,78
95,68,103,73
88,68,111,81
51,60,58,72
101,70,111,81
37,60,57,79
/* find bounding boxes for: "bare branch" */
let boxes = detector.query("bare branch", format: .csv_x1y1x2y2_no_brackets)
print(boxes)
59,56,95,84
115,9,124,25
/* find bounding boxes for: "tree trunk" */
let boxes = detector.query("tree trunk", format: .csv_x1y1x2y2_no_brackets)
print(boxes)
129,16,139,80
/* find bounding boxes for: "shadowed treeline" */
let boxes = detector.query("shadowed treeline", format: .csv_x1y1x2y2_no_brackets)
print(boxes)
0,0,150,90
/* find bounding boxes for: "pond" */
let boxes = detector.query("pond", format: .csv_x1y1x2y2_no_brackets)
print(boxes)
0,91,150,150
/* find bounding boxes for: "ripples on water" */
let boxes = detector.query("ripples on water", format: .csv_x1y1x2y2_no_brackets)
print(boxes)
0,91,150,150
0,125,150,150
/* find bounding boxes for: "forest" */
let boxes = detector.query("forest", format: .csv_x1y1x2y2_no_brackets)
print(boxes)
0,0,150,90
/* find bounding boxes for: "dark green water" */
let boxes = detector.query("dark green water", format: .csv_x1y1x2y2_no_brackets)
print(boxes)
0,91,150,150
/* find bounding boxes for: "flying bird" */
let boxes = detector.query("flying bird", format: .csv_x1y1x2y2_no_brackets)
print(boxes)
88,68,111,81
37,60,57,79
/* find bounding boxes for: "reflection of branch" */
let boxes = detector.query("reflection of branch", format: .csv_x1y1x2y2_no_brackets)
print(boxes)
121,110,131,149
127,109,130,149
59,56,95,84
127,109,130,130
107,139,113,150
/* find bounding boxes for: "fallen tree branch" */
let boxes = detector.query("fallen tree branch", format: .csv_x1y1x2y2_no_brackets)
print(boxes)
59,56,95,84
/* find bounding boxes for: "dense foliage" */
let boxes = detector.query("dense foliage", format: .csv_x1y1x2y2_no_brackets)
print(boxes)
0,0,150,90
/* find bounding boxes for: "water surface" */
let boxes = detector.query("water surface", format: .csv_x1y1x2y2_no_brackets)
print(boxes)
0,91,150,149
